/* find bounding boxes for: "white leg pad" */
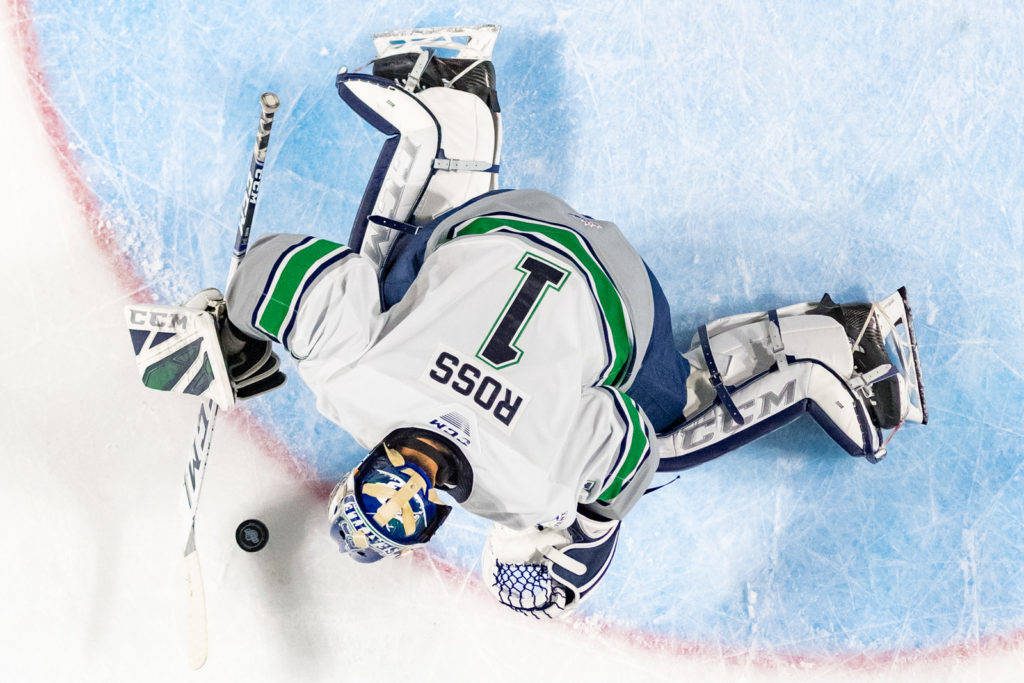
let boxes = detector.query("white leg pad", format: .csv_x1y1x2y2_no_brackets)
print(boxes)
685,314,853,384
695,301,816,341
413,87,497,222
337,75,439,268
663,356,882,462
667,311,883,465
337,74,499,270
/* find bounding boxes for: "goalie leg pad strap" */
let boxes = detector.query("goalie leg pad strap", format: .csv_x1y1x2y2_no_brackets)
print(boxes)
693,308,798,429
697,323,745,426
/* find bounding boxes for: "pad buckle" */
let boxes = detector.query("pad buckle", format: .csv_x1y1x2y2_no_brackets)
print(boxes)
766,309,788,369
849,363,899,398
403,50,431,92
432,156,499,173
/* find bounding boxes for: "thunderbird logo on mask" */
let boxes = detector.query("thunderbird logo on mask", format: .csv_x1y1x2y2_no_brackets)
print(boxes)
328,444,451,563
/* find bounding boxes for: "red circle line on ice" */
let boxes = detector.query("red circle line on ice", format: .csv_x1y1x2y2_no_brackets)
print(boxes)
8,0,1020,668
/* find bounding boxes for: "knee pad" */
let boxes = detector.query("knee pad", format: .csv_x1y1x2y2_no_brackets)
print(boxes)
685,313,853,384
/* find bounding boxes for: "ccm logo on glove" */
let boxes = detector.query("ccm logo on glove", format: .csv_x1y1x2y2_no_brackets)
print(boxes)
425,350,528,430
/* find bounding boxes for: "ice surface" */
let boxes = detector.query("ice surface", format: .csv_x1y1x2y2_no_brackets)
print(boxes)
20,0,1024,661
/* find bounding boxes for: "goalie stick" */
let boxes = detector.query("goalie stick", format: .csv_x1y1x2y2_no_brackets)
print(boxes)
183,91,280,670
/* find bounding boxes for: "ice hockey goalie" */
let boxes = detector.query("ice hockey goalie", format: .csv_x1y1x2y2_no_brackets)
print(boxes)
126,24,928,619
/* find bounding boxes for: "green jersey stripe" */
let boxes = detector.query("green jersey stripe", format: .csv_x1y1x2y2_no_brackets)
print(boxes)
453,215,633,386
258,238,344,337
598,391,650,502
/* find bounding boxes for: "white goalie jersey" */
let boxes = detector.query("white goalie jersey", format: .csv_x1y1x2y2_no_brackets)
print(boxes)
225,191,661,530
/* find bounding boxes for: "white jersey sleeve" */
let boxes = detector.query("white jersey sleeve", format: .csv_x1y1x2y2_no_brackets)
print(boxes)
572,387,657,514
498,385,657,529
225,233,384,364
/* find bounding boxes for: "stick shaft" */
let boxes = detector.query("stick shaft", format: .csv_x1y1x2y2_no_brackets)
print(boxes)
186,91,280,527
183,398,218,528
226,91,280,288
184,92,280,670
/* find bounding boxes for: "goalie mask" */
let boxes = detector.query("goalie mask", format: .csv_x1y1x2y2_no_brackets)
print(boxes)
328,428,455,563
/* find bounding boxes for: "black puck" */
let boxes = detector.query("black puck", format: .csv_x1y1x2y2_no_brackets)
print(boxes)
235,519,269,552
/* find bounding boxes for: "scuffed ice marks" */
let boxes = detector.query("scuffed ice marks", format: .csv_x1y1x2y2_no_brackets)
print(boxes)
29,0,1024,658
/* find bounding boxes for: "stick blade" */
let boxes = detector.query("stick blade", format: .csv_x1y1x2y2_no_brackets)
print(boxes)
184,549,208,669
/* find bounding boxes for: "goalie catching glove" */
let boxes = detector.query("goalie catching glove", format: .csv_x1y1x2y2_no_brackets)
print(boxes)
481,509,621,619
124,288,285,408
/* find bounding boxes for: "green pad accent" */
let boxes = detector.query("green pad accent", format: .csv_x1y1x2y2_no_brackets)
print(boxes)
183,352,214,396
142,339,201,391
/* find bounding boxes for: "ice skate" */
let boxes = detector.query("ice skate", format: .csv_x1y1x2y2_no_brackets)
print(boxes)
815,286,928,430
367,24,501,112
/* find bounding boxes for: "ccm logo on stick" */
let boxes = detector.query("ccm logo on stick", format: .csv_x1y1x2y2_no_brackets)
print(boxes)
425,350,528,429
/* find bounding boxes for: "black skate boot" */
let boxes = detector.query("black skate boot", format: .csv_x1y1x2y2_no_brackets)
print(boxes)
372,54,500,113
814,294,904,429
367,25,501,113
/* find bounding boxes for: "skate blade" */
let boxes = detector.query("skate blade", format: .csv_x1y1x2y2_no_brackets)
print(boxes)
373,25,500,61
874,287,928,425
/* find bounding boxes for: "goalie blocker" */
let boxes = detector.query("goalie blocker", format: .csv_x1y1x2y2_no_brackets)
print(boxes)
125,288,286,409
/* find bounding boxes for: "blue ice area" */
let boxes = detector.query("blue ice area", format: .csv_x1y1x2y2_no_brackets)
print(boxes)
30,0,1024,657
